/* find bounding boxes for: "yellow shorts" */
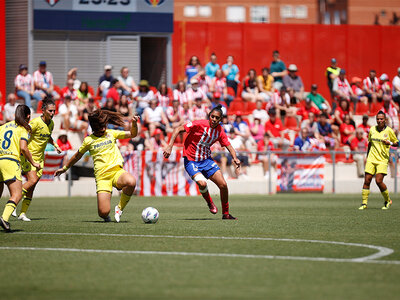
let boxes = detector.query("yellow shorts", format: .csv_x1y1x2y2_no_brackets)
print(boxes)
95,166,126,193
365,160,388,175
20,156,44,178
0,158,22,182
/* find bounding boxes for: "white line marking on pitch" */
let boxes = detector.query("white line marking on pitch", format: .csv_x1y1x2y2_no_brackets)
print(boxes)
2,232,397,265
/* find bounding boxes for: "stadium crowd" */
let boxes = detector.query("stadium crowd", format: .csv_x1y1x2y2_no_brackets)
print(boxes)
2,52,400,179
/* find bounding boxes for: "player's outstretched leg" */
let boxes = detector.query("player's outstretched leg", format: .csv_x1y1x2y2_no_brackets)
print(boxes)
115,172,136,223
359,173,372,210
193,173,217,214
19,170,40,221
375,173,392,210
1,180,23,232
209,170,236,219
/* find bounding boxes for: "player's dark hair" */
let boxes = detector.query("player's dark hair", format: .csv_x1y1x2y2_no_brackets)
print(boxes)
377,110,386,117
15,104,31,133
88,109,125,133
41,96,56,111
209,104,223,118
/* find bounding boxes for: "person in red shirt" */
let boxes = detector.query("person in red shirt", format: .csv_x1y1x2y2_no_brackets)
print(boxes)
357,114,370,135
60,79,78,101
265,108,290,149
57,131,73,152
257,133,277,179
106,79,121,106
296,98,320,121
339,114,355,145
163,105,240,220
350,128,368,177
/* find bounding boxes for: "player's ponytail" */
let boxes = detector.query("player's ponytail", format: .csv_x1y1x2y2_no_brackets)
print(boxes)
88,109,125,132
41,96,56,111
209,104,224,118
15,104,32,133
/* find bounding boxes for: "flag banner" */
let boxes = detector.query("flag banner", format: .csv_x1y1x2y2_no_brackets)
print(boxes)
123,150,199,197
41,151,66,181
276,154,325,193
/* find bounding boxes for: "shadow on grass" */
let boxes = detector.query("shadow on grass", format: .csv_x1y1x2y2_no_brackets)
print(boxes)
81,220,130,223
179,218,218,221
0,229,24,233
29,218,48,221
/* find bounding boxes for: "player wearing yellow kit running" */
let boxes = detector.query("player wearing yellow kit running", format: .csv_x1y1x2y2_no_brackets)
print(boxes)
55,110,139,222
16,98,61,221
0,105,41,232
359,111,399,210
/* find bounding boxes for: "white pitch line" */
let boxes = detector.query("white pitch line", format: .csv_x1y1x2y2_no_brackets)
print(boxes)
8,232,399,265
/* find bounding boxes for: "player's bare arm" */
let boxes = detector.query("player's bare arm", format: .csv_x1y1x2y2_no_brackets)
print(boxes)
123,115,140,139
163,125,186,158
382,140,399,147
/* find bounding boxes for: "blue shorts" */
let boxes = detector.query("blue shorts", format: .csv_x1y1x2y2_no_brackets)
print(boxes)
184,157,220,179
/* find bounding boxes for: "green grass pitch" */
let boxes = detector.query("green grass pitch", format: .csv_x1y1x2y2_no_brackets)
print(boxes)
1,193,400,300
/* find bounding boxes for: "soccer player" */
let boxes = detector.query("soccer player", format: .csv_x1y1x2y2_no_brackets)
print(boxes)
0,105,41,231
163,104,240,219
359,111,399,210
15,97,62,221
55,110,140,222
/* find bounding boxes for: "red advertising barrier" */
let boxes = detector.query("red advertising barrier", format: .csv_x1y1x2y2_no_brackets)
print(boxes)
172,22,400,100
0,0,6,103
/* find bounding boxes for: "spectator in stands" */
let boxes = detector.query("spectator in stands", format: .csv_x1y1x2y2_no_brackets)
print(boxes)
102,98,117,113
210,93,227,116
57,130,73,152
334,98,354,130
382,94,399,132
187,77,207,106
270,50,288,90
351,77,368,106
379,73,392,96
15,64,41,110
98,65,114,97
358,114,370,135
82,98,97,124
3,93,18,122
59,95,88,134
294,127,310,151
143,99,171,136
145,128,168,151
105,79,121,107
181,101,194,122
392,67,400,105
350,127,368,177
185,55,201,83
173,80,188,106
155,83,172,110
250,118,265,143
67,68,81,90
317,112,337,149
297,98,320,122
211,69,233,107
252,99,269,124
265,108,290,149
118,94,134,128
221,114,234,134
301,112,320,139
61,79,78,102
222,55,240,96
283,64,304,101
227,128,250,179
132,80,154,116
242,69,263,102
233,114,251,141
166,99,184,129
205,53,219,78
118,66,138,96
197,68,212,98
325,58,340,99
270,86,293,120
306,84,331,113
257,133,277,179
129,128,146,151
363,69,382,104
192,97,209,121
257,67,274,102
333,69,356,108
33,61,59,101
339,114,355,145
77,81,91,104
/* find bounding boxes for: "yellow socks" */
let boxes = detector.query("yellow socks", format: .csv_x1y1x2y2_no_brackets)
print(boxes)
20,197,32,215
2,201,17,222
118,193,131,211
362,189,370,206
381,189,391,203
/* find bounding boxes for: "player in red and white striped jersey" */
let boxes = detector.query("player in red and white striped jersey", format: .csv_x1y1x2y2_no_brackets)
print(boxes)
163,105,240,219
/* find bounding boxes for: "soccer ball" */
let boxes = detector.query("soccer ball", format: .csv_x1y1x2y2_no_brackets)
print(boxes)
141,207,159,224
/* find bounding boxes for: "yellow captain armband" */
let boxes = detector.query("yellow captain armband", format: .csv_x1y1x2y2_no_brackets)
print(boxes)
63,165,69,171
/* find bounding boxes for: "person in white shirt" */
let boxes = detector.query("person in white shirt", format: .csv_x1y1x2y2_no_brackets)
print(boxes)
58,95,88,133
32,61,60,100
3,93,18,122
392,67,400,105
252,99,269,124
118,67,138,96
15,64,42,109
143,99,171,136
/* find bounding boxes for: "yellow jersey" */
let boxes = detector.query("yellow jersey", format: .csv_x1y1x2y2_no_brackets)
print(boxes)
0,121,29,162
28,117,54,161
257,75,273,92
367,125,398,164
79,129,126,179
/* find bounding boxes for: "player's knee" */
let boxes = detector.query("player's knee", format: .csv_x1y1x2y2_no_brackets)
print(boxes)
197,180,207,190
375,177,383,185
218,181,228,190
126,177,136,188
